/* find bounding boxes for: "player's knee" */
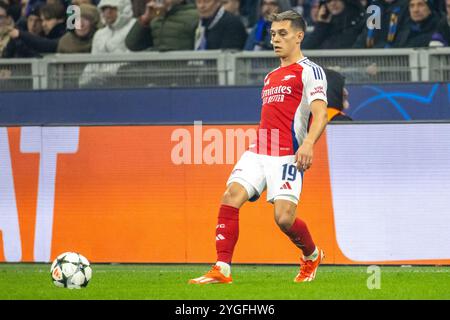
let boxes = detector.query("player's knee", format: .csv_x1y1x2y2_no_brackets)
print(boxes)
221,184,247,208
275,213,295,232
221,189,242,208
274,203,296,232
221,189,234,205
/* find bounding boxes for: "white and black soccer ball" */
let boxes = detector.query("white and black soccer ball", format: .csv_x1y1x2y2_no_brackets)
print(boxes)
50,252,92,289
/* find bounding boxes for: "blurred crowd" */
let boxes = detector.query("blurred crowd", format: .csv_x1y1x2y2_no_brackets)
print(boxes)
0,0,449,58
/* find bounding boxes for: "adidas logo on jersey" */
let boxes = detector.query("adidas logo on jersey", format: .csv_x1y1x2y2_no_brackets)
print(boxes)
280,182,292,190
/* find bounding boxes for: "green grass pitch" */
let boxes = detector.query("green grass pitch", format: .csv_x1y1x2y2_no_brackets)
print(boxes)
1,263,449,300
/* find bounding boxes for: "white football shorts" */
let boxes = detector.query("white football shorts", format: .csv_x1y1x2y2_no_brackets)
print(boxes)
226,151,304,204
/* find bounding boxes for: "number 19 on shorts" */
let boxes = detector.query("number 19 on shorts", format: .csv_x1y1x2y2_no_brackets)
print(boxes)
282,164,298,181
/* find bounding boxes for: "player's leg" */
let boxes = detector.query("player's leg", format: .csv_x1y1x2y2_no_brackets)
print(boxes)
213,182,249,277
273,198,324,282
266,156,324,282
221,181,249,208
189,152,265,284
273,198,316,255
189,183,248,285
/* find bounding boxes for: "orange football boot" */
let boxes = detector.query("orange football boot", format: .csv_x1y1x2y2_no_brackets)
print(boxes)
188,265,233,284
294,248,325,282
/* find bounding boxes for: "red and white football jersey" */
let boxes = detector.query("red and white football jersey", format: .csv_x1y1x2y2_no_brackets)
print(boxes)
249,57,328,156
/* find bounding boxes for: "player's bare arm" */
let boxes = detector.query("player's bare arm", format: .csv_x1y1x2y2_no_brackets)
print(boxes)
295,99,328,172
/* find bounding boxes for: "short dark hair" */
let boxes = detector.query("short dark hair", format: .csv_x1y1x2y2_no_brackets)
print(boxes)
269,10,307,32
40,3,66,20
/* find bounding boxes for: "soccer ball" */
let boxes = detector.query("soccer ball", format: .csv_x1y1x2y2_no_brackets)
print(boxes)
50,252,92,289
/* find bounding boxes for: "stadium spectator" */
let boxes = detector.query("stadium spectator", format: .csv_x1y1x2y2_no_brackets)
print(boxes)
15,0,44,30
16,0,41,31
22,4,43,35
0,1,14,56
93,0,135,53
57,3,100,53
429,0,450,45
353,0,409,48
78,0,135,87
393,0,439,47
2,3,43,57
323,68,353,121
244,0,291,50
306,0,320,30
7,2,66,53
195,0,247,50
302,0,365,49
126,0,198,52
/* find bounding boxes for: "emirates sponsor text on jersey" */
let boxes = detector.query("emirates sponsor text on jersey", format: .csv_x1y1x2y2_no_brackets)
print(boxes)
261,85,293,105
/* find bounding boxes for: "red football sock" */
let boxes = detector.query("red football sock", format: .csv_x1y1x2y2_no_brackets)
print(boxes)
216,204,239,264
284,218,316,257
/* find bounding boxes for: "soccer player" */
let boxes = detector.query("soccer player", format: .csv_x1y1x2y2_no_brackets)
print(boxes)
189,10,328,284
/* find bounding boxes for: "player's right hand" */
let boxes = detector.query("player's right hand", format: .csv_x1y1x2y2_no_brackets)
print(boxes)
295,140,314,172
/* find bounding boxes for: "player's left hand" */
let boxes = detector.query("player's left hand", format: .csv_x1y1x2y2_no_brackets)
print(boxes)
295,140,314,171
